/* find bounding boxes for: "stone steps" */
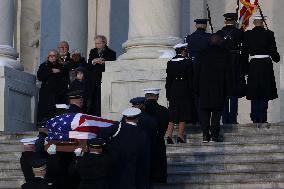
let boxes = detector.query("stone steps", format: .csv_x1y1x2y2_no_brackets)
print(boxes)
158,123,284,189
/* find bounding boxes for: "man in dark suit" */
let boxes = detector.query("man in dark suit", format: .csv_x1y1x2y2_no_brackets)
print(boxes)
87,35,116,116
144,88,169,186
21,158,49,189
242,15,280,123
217,13,245,124
195,33,230,142
58,41,71,65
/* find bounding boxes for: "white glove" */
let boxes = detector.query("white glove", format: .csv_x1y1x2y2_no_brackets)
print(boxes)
44,138,48,146
74,148,84,157
47,144,56,155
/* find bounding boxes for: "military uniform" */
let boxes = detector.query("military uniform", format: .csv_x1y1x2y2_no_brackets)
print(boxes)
69,138,112,189
242,16,280,123
184,19,211,123
144,98,169,183
22,177,49,189
166,54,195,123
217,13,246,124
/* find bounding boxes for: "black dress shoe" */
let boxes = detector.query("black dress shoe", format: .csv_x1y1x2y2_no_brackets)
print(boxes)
203,135,210,143
177,137,186,144
166,137,174,144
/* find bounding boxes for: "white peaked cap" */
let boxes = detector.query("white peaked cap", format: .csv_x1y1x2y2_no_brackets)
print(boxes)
173,43,188,49
144,88,161,95
252,14,267,20
122,108,141,117
55,104,70,109
20,137,39,145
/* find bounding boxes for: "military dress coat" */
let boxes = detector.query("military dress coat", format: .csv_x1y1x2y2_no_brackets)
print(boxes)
217,25,246,98
195,45,231,110
185,28,211,63
145,99,169,183
21,177,49,189
108,121,148,189
242,26,280,100
70,153,112,189
166,55,195,123
37,61,69,123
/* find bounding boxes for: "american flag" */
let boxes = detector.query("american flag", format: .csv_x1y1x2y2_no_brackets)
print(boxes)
46,113,116,140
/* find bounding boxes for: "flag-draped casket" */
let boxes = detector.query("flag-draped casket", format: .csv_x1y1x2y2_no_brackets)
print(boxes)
45,113,116,152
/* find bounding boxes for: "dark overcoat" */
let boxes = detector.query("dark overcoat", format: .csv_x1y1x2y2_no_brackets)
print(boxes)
37,61,69,123
145,99,169,183
242,26,280,100
218,25,246,97
195,45,231,110
70,153,112,189
166,55,195,123
21,177,49,189
108,121,148,189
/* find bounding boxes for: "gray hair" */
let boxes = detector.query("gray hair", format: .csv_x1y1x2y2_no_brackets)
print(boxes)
95,35,107,44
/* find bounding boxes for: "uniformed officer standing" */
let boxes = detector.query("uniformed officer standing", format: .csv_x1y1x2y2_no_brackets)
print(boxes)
184,19,211,123
69,138,112,189
20,137,40,182
130,97,158,188
217,13,246,124
108,108,148,189
144,88,169,185
21,158,49,189
242,15,280,123
165,43,195,144
67,90,84,113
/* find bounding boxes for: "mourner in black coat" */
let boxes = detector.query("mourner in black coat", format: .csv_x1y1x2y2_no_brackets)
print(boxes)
144,91,169,184
107,108,148,189
217,13,246,124
242,16,280,123
195,34,230,142
166,43,195,144
87,35,116,116
37,50,69,125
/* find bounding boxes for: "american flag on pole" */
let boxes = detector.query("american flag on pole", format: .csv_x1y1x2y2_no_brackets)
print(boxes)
46,113,116,140
239,0,259,30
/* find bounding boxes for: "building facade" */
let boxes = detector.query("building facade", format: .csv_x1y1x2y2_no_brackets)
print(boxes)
0,0,283,131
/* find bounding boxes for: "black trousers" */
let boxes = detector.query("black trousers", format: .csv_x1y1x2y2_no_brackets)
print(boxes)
200,109,222,139
89,83,101,117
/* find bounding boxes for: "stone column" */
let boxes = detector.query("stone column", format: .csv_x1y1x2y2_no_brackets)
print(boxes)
0,0,22,70
40,0,88,62
119,0,182,60
0,0,37,132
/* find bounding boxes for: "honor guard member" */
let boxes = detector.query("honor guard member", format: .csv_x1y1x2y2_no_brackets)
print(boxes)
144,88,169,184
217,13,246,124
20,137,40,183
195,34,230,142
70,138,112,189
184,19,211,64
67,90,84,113
130,97,157,188
165,43,195,144
108,108,148,189
242,15,280,123
184,19,211,124
21,158,49,189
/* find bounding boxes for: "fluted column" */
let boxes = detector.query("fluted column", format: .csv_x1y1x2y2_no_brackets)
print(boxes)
119,0,182,60
0,0,22,70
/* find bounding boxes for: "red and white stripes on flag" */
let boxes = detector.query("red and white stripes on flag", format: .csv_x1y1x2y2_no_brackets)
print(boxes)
239,0,259,30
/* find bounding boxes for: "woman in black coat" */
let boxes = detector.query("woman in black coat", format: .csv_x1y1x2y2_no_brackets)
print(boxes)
165,43,195,144
37,49,69,125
